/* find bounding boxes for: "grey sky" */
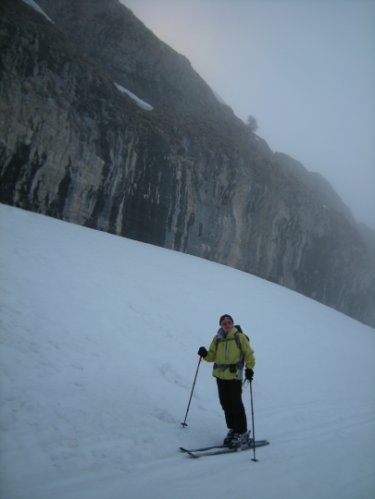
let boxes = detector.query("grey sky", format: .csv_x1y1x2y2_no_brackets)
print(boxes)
122,0,375,230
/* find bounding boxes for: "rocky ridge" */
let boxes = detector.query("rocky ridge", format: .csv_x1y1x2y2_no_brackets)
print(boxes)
0,0,374,327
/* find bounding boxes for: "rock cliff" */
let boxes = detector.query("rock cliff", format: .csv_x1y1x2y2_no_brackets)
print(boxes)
0,0,374,327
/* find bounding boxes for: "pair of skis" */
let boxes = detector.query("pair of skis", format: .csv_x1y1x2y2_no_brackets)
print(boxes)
180,439,269,458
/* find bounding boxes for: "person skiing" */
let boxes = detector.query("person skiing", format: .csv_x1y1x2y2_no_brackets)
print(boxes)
198,314,255,448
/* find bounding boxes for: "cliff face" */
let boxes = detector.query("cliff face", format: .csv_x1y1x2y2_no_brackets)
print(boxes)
1,0,374,327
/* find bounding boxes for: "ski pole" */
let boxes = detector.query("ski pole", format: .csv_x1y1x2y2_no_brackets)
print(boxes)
249,379,258,462
181,356,202,427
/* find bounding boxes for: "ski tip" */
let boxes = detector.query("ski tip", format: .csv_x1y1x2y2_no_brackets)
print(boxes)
179,447,199,458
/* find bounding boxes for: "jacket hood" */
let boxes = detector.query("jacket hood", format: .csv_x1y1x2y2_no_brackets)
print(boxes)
217,326,237,338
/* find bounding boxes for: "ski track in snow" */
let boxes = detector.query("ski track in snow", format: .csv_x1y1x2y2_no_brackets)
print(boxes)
0,203,374,499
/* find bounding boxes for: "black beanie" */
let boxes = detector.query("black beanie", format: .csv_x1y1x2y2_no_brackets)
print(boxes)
219,314,234,324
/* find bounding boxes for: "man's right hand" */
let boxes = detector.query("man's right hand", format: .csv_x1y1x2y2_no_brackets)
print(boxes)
197,346,208,358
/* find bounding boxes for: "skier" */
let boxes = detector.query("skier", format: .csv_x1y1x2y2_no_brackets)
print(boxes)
198,314,255,448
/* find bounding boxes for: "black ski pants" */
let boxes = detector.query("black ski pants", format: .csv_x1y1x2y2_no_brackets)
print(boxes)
216,378,247,434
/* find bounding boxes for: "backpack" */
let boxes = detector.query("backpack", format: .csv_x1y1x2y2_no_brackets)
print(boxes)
233,324,250,343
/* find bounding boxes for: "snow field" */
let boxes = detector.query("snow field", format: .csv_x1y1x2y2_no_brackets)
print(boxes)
0,203,374,499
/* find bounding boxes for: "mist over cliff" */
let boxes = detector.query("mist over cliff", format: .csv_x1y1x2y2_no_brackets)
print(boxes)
0,0,374,327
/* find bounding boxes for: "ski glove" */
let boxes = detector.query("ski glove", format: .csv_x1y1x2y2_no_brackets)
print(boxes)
198,346,208,358
245,368,254,381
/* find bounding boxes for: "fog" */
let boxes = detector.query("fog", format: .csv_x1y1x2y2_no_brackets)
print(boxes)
123,0,375,231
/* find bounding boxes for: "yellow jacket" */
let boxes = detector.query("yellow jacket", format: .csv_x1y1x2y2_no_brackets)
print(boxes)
204,327,255,380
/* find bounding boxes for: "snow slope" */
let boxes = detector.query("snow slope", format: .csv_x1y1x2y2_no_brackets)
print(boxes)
0,203,374,499
114,82,154,111
21,0,54,23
